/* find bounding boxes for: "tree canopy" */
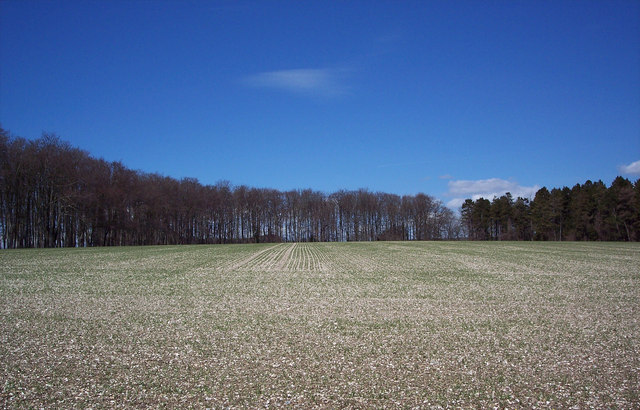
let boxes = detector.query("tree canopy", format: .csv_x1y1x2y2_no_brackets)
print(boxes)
460,177,640,241
0,129,459,248
2,128,637,247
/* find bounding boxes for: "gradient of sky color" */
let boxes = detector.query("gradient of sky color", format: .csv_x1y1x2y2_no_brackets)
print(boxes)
1,0,639,208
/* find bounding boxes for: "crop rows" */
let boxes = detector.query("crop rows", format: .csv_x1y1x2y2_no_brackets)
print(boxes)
286,243,325,271
224,243,289,272
208,243,330,272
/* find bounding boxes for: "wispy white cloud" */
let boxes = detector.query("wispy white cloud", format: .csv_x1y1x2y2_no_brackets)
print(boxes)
445,178,540,209
243,68,348,97
618,160,640,175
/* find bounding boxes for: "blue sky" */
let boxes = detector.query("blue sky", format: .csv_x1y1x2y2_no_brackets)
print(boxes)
1,0,639,208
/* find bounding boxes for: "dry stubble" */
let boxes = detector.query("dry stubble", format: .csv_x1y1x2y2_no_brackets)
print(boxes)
1,242,638,408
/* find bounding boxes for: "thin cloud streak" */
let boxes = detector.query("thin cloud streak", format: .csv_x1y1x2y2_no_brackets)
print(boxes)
243,68,348,97
619,160,640,175
445,178,540,209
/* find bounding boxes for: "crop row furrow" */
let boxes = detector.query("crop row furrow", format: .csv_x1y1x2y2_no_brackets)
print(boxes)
307,244,322,271
316,245,337,272
288,245,300,271
226,244,283,271
275,243,296,271
300,244,308,270
215,252,256,271
255,243,289,271
304,244,314,270
302,244,310,270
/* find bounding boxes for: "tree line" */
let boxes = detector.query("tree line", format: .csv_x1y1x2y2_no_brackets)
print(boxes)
461,177,640,241
0,129,460,248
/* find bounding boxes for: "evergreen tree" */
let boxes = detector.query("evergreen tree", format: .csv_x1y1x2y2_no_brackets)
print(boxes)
512,197,532,241
532,187,553,240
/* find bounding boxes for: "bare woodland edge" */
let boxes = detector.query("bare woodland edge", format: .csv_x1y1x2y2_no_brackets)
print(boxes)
1,127,639,248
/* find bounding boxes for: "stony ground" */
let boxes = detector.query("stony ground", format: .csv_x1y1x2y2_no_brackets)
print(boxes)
1,241,638,408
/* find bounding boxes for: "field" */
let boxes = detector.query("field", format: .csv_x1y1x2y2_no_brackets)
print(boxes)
1,242,638,408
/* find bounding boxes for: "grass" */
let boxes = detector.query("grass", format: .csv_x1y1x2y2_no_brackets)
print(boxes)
1,241,639,408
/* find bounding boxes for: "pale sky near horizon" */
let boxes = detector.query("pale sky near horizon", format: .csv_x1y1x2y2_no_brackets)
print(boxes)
1,0,639,208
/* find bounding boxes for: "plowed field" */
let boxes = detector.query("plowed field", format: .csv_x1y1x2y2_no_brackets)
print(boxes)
1,242,638,408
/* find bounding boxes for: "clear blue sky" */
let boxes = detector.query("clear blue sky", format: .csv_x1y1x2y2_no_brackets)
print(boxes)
1,0,639,207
